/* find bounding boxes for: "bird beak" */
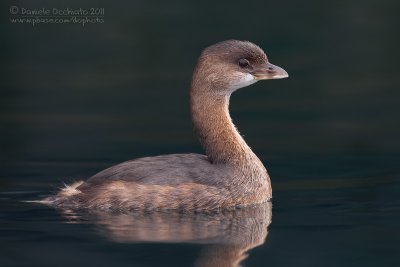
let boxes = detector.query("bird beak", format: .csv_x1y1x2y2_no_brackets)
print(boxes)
251,62,289,80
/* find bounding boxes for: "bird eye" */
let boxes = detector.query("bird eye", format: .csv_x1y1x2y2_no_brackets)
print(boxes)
238,58,250,68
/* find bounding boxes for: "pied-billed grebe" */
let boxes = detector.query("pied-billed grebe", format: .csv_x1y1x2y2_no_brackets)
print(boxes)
42,40,288,211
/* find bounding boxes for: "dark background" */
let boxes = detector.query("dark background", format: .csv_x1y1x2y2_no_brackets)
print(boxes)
1,0,400,266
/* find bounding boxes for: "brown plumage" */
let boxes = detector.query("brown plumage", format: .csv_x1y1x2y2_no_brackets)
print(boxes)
41,40,288,211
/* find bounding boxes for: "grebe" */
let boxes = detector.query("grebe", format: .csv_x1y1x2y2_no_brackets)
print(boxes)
43,40,288,211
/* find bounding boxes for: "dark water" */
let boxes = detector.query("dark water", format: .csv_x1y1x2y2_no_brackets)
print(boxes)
1,0,400,266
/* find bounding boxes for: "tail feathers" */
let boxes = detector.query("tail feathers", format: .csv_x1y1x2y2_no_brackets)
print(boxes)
26,180,84,205
59,181,84,197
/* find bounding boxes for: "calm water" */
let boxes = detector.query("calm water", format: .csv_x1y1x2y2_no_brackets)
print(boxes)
1,0,400,266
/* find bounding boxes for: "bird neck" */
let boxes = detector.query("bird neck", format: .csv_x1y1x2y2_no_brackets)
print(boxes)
189,72,271,199
190,87,254,165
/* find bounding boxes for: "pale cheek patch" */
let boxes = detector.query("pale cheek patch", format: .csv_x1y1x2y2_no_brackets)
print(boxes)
229,73,257,92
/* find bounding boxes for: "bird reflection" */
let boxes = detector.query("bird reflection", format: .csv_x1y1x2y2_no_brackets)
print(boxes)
60,202,272,267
